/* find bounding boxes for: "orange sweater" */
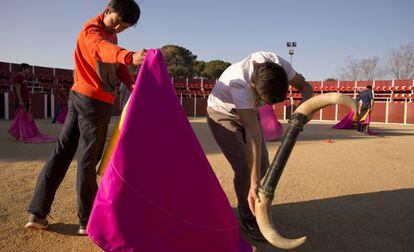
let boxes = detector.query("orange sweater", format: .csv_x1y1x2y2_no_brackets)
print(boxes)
71,13,135,104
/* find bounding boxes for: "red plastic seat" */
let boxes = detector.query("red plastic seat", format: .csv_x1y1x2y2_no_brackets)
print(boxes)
373,86,383,92
188,84,202,90
174,83,187,90
203,84,215,90
0,79,10,88
0,70,10,79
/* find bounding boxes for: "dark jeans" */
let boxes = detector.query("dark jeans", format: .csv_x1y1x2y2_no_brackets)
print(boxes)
51,104,62,123
207,107,269,220
28,91,113,225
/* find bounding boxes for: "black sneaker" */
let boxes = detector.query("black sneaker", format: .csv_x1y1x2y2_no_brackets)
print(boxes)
78,224,87,235
239,216,266,241
25,214,49,230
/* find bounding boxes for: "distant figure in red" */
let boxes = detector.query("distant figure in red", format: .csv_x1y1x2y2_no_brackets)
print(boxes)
51,84,68,124
13,63,31,112
8,63,56,143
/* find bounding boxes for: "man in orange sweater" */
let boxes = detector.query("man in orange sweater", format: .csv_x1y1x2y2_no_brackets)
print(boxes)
26,0,146,235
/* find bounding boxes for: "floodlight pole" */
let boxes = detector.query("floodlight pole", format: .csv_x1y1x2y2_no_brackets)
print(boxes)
286,41,297,66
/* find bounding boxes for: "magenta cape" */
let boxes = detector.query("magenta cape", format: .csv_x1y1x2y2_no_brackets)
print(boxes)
8,106,56,143
259,104,283,141
87,50,251,252
333,110,376,135
332,110,356,129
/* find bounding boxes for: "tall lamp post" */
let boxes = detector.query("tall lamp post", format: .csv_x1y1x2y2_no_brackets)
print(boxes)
286,41,297,66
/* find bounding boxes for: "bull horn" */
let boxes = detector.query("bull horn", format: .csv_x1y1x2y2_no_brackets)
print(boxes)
255,191,307,249
295,92,358,119
255,93,357,249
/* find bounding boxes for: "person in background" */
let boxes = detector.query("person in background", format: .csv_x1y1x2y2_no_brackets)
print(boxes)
51,84,68,123
356,85,374,133
13,63,31,112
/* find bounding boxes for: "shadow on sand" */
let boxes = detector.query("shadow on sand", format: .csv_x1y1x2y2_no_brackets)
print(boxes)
237,189,414,251
47,223,81,237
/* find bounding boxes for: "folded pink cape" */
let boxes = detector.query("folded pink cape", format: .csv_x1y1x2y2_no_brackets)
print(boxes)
87,49,251,252
259,104,283,141
55,104,68,124
8,106,56,143
332,110,356,129
333,110,376,135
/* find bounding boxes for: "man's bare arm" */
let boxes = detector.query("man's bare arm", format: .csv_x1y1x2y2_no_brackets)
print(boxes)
238,108,263,215
288,73,314,102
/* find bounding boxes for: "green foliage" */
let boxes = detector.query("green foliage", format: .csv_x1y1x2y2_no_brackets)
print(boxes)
202,60,231,79
159,45,231,79
194,60,206,78
160,45,197,78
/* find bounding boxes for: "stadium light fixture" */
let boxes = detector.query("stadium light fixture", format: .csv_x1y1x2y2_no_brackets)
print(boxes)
286,41,297,66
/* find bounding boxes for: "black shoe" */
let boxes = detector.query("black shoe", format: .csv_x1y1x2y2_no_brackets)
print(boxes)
25,214,49,230
239,216,266,241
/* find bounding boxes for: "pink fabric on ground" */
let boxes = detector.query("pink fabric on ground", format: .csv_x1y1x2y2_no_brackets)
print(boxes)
333,110,376,135
8,106,56,143
332,110,356,129
87,49,251,252
55,104,68,124
259,104,283,141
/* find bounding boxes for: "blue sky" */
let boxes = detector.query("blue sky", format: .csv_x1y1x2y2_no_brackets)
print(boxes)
0,0,413,80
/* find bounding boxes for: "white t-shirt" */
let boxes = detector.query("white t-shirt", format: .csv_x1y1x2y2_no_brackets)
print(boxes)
207,51,296,116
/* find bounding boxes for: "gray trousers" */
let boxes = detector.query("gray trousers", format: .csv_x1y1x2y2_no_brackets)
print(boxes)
207,107,269,219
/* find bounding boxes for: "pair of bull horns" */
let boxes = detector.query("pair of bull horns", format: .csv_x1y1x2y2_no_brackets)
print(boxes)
255,93,357,249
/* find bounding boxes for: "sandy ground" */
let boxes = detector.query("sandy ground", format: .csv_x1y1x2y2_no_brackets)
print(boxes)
0,117,413,252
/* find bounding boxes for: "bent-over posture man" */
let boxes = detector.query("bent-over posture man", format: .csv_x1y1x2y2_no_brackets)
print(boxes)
207,51,313,240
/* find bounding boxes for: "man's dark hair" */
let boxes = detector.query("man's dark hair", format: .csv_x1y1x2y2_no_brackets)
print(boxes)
252,62,288,105
366,85,372,90
108,0,141,25
19,63,31,71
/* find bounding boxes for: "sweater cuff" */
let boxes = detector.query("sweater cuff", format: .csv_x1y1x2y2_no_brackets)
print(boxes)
117,50,134,65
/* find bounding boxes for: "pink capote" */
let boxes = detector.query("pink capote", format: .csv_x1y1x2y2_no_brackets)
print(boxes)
55,104,68,124
8,106,56,143
332,110,356,129
259,104,283,141
333,110,376,135
87,50,252,252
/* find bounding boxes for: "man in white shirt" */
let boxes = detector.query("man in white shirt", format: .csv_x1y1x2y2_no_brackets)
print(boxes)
207,51,313,240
